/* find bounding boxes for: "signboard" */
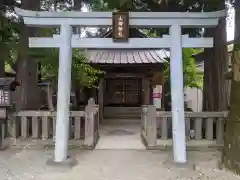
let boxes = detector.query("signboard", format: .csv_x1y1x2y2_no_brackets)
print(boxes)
152,92,162,99
112,12,129,42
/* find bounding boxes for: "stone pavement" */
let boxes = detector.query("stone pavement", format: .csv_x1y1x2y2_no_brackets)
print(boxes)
96,122,145,150
1,149,240,180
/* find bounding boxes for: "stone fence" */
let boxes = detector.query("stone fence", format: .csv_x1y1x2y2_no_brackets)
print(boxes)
3,100,99,149
141,105,227,149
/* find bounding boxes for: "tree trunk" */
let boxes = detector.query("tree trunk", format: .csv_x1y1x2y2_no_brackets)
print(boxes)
46,84,54,111
0,1,6,77
202,2,228,111
0,60,5,77
74,81,82,108
72,0,82,109
222,1,240,173
15,0,41,111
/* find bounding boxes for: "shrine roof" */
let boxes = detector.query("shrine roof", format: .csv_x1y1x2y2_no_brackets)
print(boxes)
85,28,169,64
86,49,168,64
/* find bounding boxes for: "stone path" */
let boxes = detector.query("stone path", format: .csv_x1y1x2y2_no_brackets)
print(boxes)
95,122,145,150
1,149,240,180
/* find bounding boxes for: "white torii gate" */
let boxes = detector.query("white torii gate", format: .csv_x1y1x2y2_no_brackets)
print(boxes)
15,8,226,165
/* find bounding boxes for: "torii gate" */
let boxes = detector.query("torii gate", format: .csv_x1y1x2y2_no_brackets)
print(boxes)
15,8,226,165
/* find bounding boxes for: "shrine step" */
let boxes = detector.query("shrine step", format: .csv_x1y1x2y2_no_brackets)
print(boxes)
102,118,141,124
104,107,141,119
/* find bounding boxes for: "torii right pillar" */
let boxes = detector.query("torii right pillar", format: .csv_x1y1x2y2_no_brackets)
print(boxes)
170,24,187,164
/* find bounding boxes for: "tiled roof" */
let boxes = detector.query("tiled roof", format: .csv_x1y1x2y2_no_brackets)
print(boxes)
0,78,15,87
86,49,168,64
85,28,168,64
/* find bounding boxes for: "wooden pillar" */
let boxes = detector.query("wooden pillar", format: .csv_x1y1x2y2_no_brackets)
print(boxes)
142,77,150,105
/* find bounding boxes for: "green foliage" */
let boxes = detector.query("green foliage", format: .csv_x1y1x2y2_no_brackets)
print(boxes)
0,1,20,72
100,0,205,12
0,15,18,61
101,0,133,10
143,28,203,89
72,49,104,88
1,1,105,89
182,48,203,88
164,48,203,89
29,48,104,88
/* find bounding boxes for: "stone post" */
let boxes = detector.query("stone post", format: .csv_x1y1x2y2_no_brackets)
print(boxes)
84,98,98,146
146,105,157,146
170,24,187,164
53,24,73,163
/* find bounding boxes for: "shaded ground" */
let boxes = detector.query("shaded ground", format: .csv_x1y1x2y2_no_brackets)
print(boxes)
1,149,240,180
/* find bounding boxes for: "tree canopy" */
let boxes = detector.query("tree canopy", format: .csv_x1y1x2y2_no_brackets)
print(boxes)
30,48,104,87
1,0,104,89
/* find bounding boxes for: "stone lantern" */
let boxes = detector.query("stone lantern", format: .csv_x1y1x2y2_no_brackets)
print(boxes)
0,78,17,149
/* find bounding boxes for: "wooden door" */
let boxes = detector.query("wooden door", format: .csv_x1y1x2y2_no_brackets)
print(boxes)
105,77,141,106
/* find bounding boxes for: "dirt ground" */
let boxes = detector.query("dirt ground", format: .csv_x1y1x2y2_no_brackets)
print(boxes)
1,149,240,180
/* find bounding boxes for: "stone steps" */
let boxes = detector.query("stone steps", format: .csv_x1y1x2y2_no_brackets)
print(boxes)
103,118,141,124
104,107,141,119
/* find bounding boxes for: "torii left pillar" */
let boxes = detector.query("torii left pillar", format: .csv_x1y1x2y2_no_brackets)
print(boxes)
47,24,76,167
170,24,187,164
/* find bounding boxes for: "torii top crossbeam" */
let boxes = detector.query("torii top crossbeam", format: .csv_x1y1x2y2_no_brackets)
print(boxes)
15,8,226,27
14,8,226,49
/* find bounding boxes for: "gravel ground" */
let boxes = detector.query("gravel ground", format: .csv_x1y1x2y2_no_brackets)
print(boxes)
1,149,240,180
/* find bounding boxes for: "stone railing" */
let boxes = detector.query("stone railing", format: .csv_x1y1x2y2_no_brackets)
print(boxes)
10,111,85,140
4,101,99,149
141,105,228,149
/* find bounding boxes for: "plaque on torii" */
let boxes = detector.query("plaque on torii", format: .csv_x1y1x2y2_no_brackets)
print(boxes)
112,12,129,42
